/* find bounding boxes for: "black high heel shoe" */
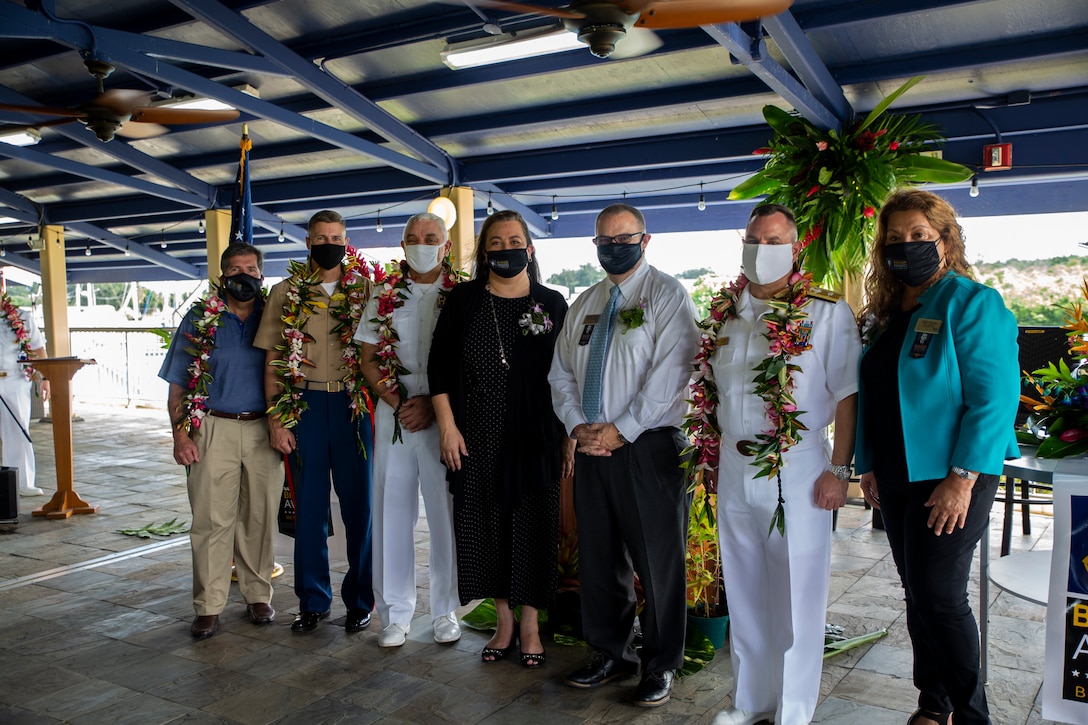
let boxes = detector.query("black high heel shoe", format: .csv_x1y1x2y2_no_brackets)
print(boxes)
520,648,546,668
907,709,952,725
481,632,518,663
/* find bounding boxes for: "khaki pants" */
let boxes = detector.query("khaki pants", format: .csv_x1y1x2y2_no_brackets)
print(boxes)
187,415,283,615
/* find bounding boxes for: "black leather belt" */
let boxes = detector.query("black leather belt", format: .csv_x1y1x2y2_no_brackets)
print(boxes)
208,410,266,421
301,380,345,392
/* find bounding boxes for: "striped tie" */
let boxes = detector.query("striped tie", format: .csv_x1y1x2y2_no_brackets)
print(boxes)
581,285,621,423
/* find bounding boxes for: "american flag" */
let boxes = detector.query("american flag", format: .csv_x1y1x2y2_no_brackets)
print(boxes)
229,126,253,244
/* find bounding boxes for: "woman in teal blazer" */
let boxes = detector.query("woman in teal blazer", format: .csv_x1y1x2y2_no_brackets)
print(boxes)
855,189,1019,725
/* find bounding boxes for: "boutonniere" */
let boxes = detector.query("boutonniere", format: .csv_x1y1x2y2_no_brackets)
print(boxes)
618,298,647,333
518,301,553,336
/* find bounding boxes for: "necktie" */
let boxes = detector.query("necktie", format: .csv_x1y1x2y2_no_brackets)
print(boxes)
581,284,621,423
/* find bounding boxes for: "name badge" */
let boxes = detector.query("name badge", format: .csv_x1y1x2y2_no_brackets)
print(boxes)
716,336,730,346
909,331,934,359
915,318,942,334
797,321,813,350
578,314,600,346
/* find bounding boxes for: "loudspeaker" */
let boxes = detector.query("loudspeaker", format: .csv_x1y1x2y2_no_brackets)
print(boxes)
1017,326,1074,428
0,466,16,521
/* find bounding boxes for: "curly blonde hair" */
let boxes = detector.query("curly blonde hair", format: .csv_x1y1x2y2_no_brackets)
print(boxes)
860,188,974,333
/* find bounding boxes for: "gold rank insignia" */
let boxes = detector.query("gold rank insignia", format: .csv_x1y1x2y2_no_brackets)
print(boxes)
808,287,842,303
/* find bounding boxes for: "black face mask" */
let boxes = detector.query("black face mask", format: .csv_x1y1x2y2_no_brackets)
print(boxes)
222,273,261,302
885,240,942,287
487,248,529,278
597,241,643,276
310,243,346,270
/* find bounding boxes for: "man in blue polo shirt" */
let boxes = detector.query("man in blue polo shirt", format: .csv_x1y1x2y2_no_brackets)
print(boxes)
159,242,283,639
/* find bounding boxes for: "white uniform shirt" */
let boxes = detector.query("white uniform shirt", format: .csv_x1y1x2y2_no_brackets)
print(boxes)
355,278,442,398
711,287,860,452
549,260,699,441
0,307,45,376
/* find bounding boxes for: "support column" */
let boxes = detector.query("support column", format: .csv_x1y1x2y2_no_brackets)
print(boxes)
445,186,476,274
39,225,70,357
204,208,231,285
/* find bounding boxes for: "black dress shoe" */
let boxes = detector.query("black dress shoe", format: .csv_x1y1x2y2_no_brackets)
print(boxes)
565,652,639,689
291,609,330,633
633,669,674,707
247,602,275,625
345,608,372,632
190,614,219,639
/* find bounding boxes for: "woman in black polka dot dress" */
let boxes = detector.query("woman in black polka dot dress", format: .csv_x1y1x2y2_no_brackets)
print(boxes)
430,211,572,668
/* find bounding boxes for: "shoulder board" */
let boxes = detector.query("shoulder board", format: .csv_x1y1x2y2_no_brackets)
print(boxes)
807,287,842,303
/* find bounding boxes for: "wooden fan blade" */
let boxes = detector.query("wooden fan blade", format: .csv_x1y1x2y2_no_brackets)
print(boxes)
128,107,240,124
116,122,168,139
93,89,154,115
0,102,86,119
470,0,585,20
634,0,793,29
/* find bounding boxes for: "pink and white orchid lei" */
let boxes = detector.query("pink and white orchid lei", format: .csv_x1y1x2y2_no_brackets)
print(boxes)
177,293,228,435
682,270,814,536
370,259,460,443
1,292,36,381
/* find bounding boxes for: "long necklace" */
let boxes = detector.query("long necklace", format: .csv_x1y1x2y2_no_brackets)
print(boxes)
682,271,814,536
1,292,36,381
487,291,511,371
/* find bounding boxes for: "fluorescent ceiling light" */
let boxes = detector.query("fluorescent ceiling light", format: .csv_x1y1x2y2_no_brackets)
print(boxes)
168,98,236,111
0,216,18,224
0,128,41,146
442,29,583,69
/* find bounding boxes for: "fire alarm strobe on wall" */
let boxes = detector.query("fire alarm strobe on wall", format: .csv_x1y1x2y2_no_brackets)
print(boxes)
983,143,1012,171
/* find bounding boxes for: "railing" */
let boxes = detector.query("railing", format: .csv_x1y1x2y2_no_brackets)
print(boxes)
69,327,174,408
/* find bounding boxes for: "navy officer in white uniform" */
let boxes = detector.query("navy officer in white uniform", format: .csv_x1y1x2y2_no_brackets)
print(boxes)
549,202,699,708
710,204,861,725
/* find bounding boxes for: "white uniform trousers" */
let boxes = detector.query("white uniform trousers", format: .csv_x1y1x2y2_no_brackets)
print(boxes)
0,376,35,490
187,415,283,615
717,443,832,725
372,403,459,626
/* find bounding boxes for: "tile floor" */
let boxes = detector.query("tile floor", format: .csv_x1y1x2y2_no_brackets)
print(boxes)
0,405,1058,724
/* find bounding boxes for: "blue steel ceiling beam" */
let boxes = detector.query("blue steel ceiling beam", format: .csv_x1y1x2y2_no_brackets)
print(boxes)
170,0,455,179
102,46,447,185
760,12,851,124
701,22,839,131
0,187,39,221
0,250,41,275
0,143,209,209
792,0,989,31
0,2,286,77
66,221,200,279
470,184,550,237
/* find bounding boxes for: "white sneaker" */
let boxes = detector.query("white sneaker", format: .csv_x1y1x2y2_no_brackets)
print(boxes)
712,708,776,725
19,486,44,497
433,613,461,643
378,622,409,647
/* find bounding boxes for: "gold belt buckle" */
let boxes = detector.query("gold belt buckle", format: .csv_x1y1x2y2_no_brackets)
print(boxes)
326,380,340,393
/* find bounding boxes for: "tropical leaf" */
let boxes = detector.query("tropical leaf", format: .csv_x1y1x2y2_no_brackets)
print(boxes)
858,76,924,132
117,517,190,538
728,170,779,200
896,155,973,183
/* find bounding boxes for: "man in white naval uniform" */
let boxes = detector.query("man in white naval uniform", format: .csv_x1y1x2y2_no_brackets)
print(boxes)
0,290,48,496
356,212,461,648
711,205,861,725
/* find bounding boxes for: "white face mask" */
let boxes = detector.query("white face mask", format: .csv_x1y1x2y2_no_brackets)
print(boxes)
742,242,795,285
404,243,443,274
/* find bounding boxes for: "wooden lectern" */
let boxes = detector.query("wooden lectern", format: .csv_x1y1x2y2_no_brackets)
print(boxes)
22,357,98,519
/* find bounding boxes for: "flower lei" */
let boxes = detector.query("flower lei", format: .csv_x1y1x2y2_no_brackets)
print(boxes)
1,292,36,381
268,247,375,448
370,259,461,443
518,300,553,336
682,270,814,536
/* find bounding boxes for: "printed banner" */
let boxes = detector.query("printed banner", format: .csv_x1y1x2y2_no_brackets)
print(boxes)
1044,464,1088,723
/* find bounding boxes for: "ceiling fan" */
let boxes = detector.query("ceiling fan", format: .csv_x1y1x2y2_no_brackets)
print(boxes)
469,0,794,58
0,58,241,143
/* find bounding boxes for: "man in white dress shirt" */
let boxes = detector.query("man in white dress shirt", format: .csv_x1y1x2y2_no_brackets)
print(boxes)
710,204,860,725
356,212,461,648
0,289,49,496
549,203,699,708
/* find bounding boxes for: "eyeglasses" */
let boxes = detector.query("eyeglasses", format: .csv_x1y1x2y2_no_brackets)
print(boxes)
592,231,645,247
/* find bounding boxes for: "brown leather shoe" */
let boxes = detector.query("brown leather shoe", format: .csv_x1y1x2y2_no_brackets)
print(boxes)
247,602,275,625
190,614,219,639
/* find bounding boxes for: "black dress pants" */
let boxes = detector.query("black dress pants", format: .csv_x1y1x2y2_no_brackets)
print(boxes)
876,469,998,725
573,428,691,673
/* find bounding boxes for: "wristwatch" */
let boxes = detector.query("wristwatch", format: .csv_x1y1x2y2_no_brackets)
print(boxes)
950,466,979,481
826,463,852,481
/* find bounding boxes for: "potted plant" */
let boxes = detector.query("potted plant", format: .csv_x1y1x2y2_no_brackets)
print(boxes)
686,485,728,649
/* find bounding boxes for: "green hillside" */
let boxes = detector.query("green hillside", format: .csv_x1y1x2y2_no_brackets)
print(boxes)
974,255,1088,326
